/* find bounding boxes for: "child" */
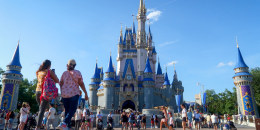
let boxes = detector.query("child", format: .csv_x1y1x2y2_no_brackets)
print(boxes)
151,116,155,128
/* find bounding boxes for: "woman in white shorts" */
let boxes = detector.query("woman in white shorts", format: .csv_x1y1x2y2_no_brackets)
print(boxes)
18,102,30,130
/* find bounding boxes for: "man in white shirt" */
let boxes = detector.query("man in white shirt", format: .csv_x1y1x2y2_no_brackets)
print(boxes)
107,111,113,127
211,114,218,130
47,104,56,130
75,106,83,130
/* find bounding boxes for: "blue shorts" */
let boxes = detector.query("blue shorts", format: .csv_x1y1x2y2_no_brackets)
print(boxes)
129,120,135,124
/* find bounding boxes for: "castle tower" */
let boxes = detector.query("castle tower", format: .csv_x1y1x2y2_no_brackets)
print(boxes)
156,58,164,88
136,0,147,76
172,67,184,105
89,62,101,109
142,57,155,109
233,42,259,116
0,42,23,110
103,55,115,109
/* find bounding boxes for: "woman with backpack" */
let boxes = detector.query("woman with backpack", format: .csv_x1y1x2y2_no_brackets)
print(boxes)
35,60,59,130
58,59,88,129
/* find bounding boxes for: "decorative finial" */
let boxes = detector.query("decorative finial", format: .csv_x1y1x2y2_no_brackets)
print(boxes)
236,36,239,48
166,66,167,72
132,14,135,23
110,50,112,56
96,57,98,64
174,62,176,72
158,56,160,62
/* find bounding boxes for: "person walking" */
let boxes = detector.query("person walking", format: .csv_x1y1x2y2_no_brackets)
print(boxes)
90,112,95,130
46,104,56,130
181,104,187,130
194,110,201,130
128,110,135,130
58,59,88,129
5,110,10,129
141,114,146,129
168,113,175,130
35,60,59,130
8,111,15,130
150,115,155,129
121,111,128,130
43,109,49,129
75,106,83,130
211,113,218,130
160,106,168,130
187,109,193,129
155,115,159,128
18,102,30,130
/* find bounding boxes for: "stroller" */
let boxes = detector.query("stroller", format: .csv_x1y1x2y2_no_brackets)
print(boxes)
97,119,103,130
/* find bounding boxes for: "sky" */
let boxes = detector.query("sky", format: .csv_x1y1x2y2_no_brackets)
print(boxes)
0,0,260,102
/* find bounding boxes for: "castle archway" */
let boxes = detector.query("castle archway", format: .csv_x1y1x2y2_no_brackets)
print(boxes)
122,100,135,110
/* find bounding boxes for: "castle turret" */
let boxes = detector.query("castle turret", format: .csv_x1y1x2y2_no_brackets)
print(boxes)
103,55,116,109
163,70,170,88
0,42,23,110
89,62,101,109
136,0,147,76
233,42,259,116
142,56,155,109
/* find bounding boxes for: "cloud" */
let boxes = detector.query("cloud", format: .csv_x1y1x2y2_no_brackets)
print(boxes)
158,40,178,47
166,61,178,67
147,9,162,24
217,61,235,67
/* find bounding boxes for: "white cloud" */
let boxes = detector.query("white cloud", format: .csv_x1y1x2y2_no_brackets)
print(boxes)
147,9,162,24
166,61,178,67
217,61,235,67
158,40,178,47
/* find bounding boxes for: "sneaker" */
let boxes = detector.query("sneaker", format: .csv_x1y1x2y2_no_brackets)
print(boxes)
58,122,68,130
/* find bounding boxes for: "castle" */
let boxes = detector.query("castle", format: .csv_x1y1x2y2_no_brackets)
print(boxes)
233,42,259,116
89,0,184,112
0,42,22,110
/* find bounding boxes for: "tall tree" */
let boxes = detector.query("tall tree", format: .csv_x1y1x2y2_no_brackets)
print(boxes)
18,78,38,113
250,67,260,114
0,67,4,90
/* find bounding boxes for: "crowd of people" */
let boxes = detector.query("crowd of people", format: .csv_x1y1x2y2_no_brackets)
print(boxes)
0,59,241,130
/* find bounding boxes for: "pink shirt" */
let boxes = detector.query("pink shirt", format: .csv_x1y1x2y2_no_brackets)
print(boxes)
60,70,83,98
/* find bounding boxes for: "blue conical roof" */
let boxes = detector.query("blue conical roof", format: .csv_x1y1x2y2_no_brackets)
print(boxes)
92,63,100,79
133,22,136,34
144,57,152,73
148,25,152,40
157,62,162,75
234,47,248,69
106,55,114,73
8,43,22,67
119,35,123,44
163,72,170,86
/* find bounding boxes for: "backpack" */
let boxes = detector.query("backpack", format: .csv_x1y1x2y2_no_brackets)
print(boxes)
40,70,58,101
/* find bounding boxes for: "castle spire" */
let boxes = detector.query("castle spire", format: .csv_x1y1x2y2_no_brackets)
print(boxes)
157,57,162,75
144,57,152,73
119,25,123,44
106,55,114,73
132,15,136,34
8,41,22,67
92,62,100,79
163,70,171,86
234,39,248,69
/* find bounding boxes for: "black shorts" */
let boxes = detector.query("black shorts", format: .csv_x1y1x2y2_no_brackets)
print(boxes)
182,117,186,121
170,124,174,128
213,123,218,126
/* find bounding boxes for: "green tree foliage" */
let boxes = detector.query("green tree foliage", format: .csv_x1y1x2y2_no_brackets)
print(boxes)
18,78,38,113
0,67,4,90
250,67,260,114
205,88,237,115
